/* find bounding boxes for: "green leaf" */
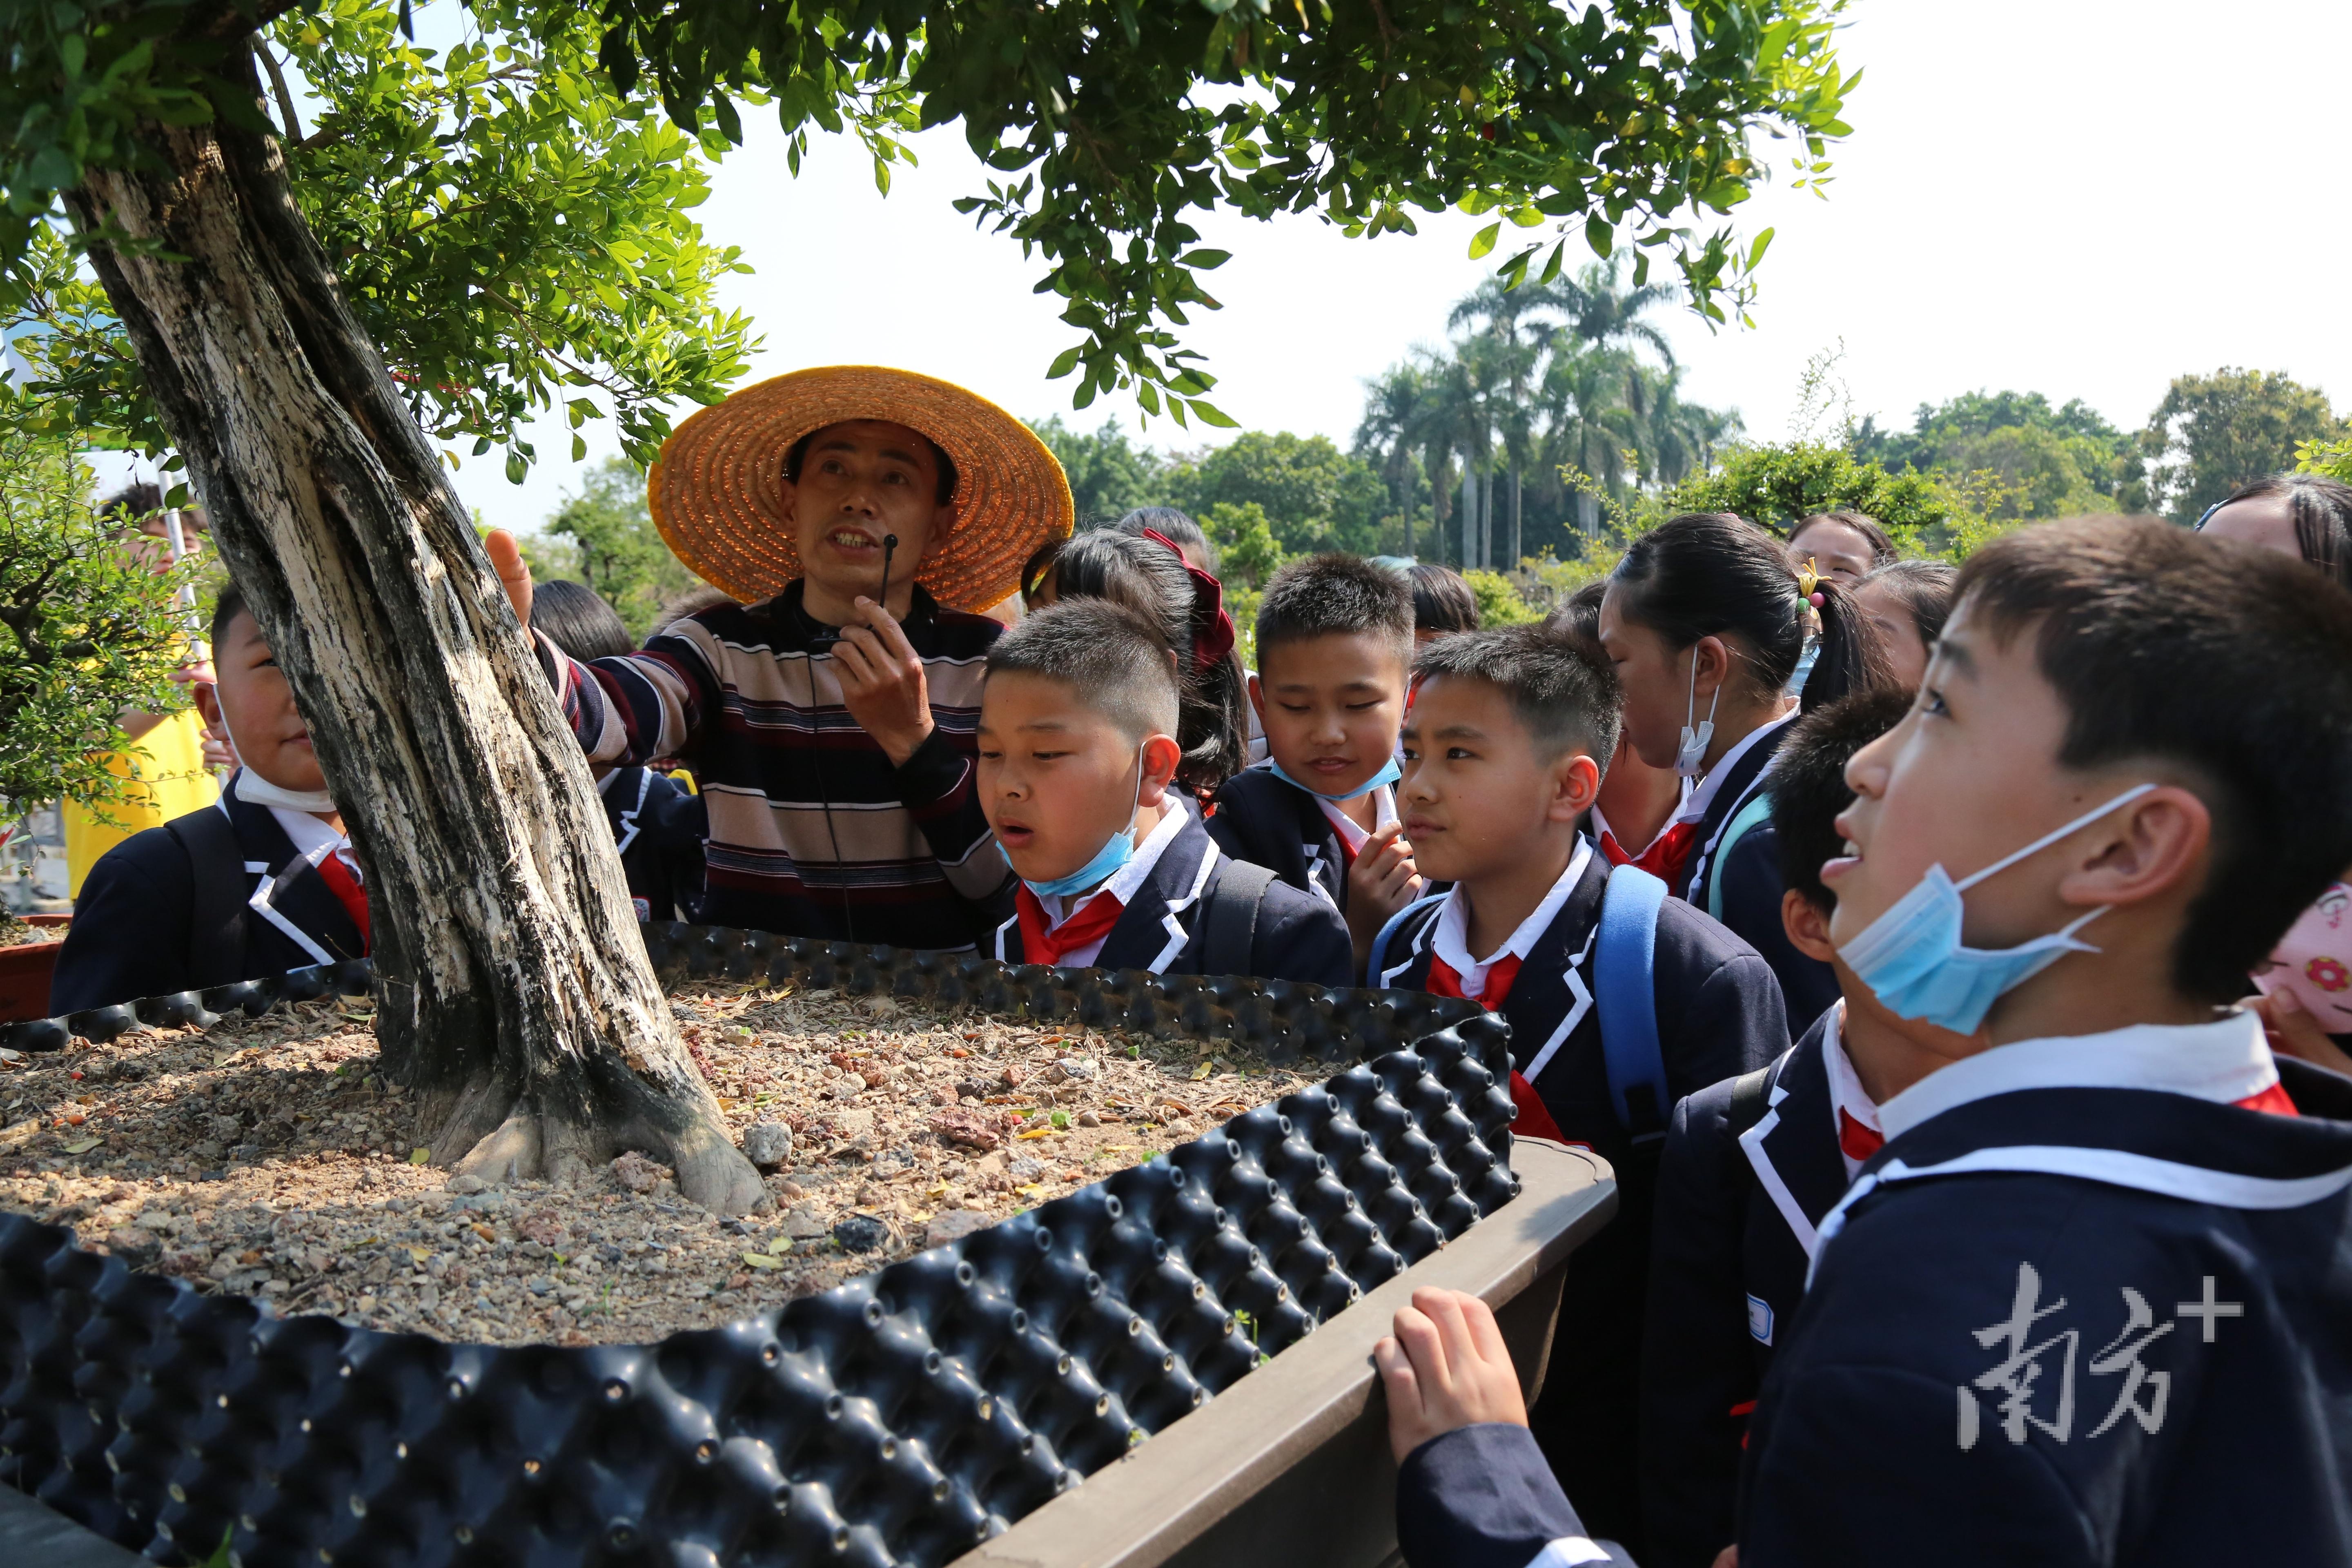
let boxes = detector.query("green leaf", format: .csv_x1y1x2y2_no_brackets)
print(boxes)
1187,397,1239,429
1467,221,1502,261
1584,214,1614,257
1182,249,1232,270
504,450,528,485
1046,344,1083,381
1746,226,1776,271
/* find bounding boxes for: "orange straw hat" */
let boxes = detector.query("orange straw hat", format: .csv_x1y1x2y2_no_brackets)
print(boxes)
648,366,1075,612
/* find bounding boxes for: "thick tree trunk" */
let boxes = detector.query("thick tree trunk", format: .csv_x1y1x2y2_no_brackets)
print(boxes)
67,51,761,1213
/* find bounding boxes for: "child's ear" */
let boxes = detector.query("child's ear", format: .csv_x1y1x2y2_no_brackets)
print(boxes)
1246,670,1266,723
1137,734,1185,806
192,682,221,729
1546,751,1602,823
2058,784,2212,912
1781,887,1837,962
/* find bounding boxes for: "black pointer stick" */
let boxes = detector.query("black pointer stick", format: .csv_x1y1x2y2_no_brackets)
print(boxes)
878,532,899,613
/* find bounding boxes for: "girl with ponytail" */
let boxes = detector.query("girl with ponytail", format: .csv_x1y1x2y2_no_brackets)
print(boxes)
1030,528,1251,795
1600,512,1893,1030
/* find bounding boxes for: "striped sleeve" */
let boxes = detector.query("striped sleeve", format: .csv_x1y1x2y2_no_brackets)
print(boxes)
896,728,1013,907
552,630,718,769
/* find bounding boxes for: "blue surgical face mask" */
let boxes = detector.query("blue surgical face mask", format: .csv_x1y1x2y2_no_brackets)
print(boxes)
1021,745,1151,900
1838,783,2158,1035
1268,755,1401,803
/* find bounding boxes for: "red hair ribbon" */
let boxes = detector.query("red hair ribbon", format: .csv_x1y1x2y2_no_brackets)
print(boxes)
1142,527,1236,672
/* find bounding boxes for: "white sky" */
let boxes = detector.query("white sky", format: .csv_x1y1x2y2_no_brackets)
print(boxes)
415,0,2348,531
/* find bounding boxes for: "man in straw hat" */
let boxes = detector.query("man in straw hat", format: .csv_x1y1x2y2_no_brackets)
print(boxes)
487,365,1074,950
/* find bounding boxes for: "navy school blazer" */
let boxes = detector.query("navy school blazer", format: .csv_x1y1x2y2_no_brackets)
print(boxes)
1380,844,1788,1547
1676,724,1839,1039
992,805,1351,989
1739,1054,2352,1568
1204,763,1356,913
50,788,366,1015
599,765,708,922
1641,1008,1851,1568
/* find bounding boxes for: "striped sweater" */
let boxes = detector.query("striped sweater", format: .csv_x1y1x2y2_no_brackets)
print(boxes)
552,581,1013,950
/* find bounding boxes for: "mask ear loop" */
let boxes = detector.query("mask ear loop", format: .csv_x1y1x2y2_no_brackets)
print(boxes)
1950,783,2161,893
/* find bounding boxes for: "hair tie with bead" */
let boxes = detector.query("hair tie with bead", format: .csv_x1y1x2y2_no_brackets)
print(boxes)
1797,557,1828,608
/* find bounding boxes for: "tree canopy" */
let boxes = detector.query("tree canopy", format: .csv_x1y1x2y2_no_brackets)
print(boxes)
1852,389,2145,518
2139,368,2345,524
2,0,762,479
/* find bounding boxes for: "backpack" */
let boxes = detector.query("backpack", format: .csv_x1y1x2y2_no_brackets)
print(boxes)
1697,786,1775,922
1197,858,1279,979
1366,862,1673,1140
161,804,253,988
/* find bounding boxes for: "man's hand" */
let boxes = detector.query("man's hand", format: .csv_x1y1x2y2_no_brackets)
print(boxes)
485,528,534,629
1373,1287,1527,1466
2250,988,2352,1078
1346,822,1422,973
833,596,934,766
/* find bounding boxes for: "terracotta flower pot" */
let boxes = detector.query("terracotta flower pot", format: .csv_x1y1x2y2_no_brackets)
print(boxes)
0,917,67,1024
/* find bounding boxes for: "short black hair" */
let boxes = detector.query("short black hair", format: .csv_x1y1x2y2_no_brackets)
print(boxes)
1546,579,1608,642
210,581,251,648
1858,559,1957,648
99,482,163,530
986,598,1180,745
1772,687,1915,912
1410,623,1621,764
1255,553,1414,669
530,579,635,662
783,421,959,506
1406,561,1479,635
1956,516,2352,1005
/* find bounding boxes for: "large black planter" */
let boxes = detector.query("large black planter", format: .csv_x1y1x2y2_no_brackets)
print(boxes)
0,933,1517,1568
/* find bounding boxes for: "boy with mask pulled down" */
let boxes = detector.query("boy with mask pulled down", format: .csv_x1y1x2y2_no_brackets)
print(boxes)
1379,517,2352,1568
979,599,1350,985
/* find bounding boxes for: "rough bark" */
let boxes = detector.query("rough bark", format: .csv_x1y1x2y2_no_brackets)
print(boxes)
66,49,762,1213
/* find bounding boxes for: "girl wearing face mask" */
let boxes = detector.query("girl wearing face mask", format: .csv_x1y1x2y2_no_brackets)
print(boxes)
1598,512,1894,1033
2199,472,2352,1077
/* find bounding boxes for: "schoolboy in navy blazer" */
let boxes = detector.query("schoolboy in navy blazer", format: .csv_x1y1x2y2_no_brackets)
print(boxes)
1208,555,1421,971
995,799,1350,986
1739,521,2352,1566
598,764,708,922
1387,624,1786,1549
51,772,367,1014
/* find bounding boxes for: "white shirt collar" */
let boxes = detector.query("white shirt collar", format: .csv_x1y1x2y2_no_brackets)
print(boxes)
1035,797,1192,931
1876,1011,2278,1144
1431,836,1594,1000
1316,784,1395,856
1820,1003,1885,1179
268,804,348,868
1674,709,1797,824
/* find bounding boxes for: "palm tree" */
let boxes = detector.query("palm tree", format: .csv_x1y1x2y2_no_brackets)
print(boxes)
1537,344,1646,540
1355,360,1435,557
1541,256,1679,366
1628,363,1745,488
1448,278,1559,567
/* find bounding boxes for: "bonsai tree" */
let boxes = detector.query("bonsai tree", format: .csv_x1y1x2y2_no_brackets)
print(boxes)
0,426,200,938
0,0,1851,1211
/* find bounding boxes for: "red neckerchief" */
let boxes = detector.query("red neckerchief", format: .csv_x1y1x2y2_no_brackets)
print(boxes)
1598,817,1702,890
1015,884,1126,967
2235,1081,2300,1118
312,847,371,951
1426,951,1570,1143
1837,1107,1883,1163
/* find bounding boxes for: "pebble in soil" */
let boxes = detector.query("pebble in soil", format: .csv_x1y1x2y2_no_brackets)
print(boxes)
0,981,1322,1345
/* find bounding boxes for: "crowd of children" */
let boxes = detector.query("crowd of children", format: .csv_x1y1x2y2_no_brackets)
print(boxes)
47,367,2352,1568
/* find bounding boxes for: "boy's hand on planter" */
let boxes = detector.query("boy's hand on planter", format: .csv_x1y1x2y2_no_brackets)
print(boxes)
1373,1286,1526,1465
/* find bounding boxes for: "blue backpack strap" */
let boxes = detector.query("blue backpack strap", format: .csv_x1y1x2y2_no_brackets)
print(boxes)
1704,790,1777,922
1595,862,1671,1141
1367,891,1449,989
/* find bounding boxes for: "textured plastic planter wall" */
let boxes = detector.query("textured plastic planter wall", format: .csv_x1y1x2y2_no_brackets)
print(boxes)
0,931,1523,1568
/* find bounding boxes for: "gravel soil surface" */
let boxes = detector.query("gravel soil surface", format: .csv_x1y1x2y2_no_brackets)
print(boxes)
0,981,1322,1345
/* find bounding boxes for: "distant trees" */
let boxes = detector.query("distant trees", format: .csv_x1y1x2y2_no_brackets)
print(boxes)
1853,390,2144,518
1354,258,1742,568
2139,369,2346,523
